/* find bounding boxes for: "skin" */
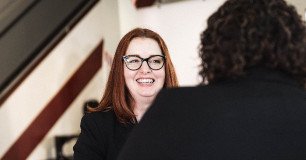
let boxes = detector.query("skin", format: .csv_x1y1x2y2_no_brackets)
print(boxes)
124,37,166,121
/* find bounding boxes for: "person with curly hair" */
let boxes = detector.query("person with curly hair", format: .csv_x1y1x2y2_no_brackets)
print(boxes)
117,0,306,159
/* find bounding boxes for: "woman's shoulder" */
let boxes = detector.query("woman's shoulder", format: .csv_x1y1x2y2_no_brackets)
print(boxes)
81,109,117,129
86,108,115,118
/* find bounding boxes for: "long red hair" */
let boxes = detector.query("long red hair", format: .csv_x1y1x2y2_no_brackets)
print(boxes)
89,28,178,123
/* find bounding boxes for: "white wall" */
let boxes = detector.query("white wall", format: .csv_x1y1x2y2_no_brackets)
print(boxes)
99,0,121,54
118,0,139,37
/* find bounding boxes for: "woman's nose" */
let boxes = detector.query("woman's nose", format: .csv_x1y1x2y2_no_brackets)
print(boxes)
139,61,152,73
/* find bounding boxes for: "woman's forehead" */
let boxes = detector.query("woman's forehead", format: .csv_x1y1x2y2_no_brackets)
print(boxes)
126,37,162,57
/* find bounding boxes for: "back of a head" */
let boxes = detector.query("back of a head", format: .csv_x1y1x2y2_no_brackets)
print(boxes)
199,0,306,87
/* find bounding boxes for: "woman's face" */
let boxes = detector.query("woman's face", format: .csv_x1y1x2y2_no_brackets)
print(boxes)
124,37,165,102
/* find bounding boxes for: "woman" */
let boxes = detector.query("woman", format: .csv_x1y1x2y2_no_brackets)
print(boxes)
73,28,179,160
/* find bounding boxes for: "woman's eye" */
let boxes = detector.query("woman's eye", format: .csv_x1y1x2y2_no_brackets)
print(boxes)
129,59,140,63
153,60,161,63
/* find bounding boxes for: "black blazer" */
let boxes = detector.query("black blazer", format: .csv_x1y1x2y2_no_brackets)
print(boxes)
73,110,133,160
118,68,306,160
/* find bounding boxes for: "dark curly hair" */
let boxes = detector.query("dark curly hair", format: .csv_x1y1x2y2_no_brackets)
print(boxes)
199,0,306,88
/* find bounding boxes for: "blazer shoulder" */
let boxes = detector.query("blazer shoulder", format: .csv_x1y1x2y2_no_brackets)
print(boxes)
74,110,116,159
81,109,116,130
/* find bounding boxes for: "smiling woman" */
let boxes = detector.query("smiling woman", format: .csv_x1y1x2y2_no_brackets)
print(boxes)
73,28,178,160
123,37,166,121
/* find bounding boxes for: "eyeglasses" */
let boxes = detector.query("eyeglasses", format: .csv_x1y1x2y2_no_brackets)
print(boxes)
122,55,166,71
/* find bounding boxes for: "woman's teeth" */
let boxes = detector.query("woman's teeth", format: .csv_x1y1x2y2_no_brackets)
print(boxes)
137,78,154,83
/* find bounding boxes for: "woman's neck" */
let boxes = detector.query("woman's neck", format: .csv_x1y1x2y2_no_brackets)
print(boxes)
133,97,154,121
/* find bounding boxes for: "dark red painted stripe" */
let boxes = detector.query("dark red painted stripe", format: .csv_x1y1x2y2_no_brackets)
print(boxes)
135,0,156,8
2,41,103,160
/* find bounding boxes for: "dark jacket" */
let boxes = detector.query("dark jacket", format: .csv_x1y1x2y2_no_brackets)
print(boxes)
73,110,134,160
118,68,306,160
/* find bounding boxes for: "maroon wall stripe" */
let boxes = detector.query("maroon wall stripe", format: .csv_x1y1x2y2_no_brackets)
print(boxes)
2,40,103,160
135,0,156,8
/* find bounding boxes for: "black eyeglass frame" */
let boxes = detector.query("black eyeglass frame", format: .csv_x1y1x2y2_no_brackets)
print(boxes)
122,55,166,71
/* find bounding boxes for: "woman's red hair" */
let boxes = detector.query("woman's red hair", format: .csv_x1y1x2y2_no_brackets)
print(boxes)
89,28,178,123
